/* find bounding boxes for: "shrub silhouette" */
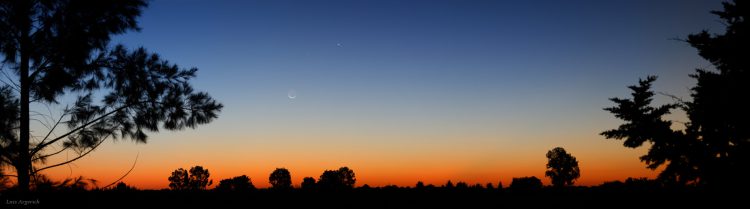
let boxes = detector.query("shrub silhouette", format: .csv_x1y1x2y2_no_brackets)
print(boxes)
168,166,213,191
216,175,255,192
545,147,580,187
269,168,292,190
509,176,543,192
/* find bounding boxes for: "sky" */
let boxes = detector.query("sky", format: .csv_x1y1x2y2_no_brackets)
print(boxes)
39,0,724,189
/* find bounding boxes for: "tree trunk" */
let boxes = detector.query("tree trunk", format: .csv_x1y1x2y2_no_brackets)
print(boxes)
15,2,31,192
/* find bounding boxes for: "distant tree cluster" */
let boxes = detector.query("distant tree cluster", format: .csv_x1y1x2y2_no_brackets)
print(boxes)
509,176,543,192
316,167,356,191
216,175,255,192
168,166,213,191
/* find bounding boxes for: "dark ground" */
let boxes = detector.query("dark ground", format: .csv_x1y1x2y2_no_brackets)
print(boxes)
0,188,741,209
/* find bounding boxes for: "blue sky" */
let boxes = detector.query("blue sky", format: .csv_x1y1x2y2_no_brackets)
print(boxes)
57,0,726,188
114,0,719,135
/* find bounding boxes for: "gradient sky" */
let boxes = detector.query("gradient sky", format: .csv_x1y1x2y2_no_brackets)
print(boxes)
40,0,724,189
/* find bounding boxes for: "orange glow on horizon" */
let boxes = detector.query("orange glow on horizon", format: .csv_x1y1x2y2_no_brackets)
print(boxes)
38,132,660,190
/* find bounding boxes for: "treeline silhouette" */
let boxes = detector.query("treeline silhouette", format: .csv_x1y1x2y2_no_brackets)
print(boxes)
2,168,733,209
1,147,740,208
156,148,578,193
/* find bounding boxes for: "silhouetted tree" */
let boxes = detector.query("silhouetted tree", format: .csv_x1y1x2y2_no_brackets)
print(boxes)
188,166,212,190
682,0,750,188
486,183,494,190
602,1,749,188
444,180,454,189
301,177,316,190
168,168,189,190
601,76,694,185
317,167,356,191
545,147,580,187
338,167,356,187
509,176,542,192
269,168,292,190
216,175,255,192
416,181,425,189
0,0,222,192
455,181,468,189
168,166,212,191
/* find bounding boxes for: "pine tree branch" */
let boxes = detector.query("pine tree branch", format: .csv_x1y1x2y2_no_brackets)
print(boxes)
30,104,132,156
32,131,112,174
36,112,66,150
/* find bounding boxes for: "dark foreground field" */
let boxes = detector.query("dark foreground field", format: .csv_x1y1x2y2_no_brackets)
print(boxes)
0,188,740,209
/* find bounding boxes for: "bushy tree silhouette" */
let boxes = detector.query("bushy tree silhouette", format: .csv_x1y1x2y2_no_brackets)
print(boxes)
509,176,542,192
188,166,212,190
602,0,749,188
545,147,580,187
168,166,212,191
168,168,189,190
216,175,255,192
269,168,292,190
416,181,425,189
0,0,222,192
317,167,356,191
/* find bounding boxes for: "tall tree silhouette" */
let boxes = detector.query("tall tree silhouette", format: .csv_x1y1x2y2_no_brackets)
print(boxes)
683,0,749,188
545,147,580,187
602,0,748,188
269,168,292,190
0,0,222,191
